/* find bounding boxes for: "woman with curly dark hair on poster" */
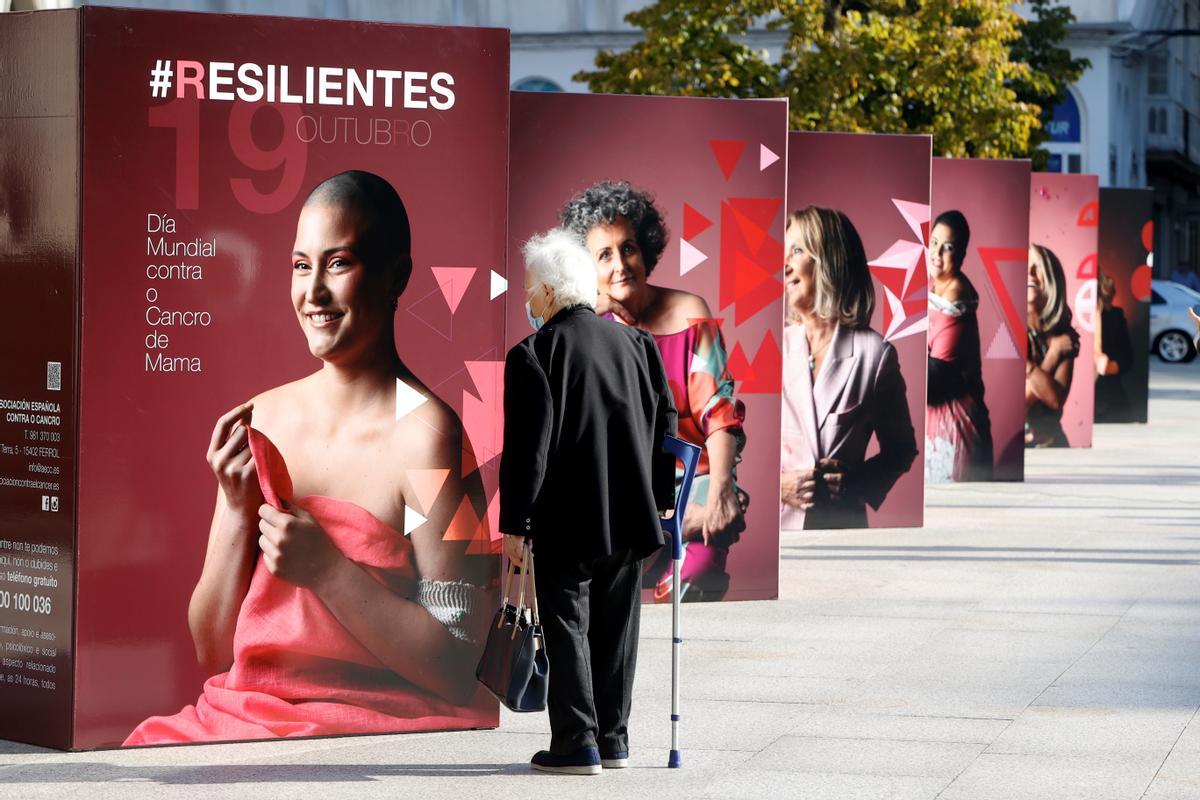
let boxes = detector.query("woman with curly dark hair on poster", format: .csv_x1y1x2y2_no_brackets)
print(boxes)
560,180,747,602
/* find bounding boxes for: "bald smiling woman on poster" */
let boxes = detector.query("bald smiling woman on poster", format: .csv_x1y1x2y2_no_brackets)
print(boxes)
780,206,918,530
125,171,493,745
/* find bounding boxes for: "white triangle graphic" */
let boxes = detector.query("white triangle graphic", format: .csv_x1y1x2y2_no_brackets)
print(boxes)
489,270,508,300
395,378,428,421
760,143,780,171
680,239,708,275
403,505,427,536
985,325,1021,360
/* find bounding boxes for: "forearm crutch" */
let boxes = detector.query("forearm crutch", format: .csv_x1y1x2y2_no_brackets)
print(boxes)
660,434,701,769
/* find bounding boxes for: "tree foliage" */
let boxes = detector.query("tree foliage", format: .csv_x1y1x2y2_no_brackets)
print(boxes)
575,0,1088,161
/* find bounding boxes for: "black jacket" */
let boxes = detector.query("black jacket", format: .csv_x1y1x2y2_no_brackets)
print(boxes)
498,305,678,561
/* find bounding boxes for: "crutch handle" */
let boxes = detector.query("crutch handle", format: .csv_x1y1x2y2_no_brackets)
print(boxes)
660,435,702,559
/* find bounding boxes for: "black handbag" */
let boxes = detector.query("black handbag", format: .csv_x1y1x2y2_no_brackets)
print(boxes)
475,540,549,712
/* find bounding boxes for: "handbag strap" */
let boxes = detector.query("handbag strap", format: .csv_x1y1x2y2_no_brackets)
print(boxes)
496,548,522,630
524,540,541,626
499,552,518,606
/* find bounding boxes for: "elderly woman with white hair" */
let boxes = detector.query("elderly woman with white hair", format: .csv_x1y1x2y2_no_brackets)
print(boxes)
499,228,678,775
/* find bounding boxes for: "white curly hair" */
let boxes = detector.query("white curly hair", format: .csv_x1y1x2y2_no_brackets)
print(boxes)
522,228,598,309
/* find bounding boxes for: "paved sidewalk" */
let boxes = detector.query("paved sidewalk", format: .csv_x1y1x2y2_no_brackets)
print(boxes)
2,361,1198,799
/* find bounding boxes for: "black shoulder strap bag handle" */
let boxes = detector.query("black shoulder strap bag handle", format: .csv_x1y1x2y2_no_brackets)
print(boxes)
475,540,549,712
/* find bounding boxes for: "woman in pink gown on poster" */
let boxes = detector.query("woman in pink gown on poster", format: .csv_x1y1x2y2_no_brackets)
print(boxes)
924,210,994,482
560,181,747,602
125,171,494,745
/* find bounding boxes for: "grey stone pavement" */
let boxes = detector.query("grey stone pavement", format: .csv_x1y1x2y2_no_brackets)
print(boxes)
2,361,1199,799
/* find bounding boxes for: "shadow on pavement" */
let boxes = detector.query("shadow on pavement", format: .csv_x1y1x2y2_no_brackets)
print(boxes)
780,543,1200,566
0,762,528,782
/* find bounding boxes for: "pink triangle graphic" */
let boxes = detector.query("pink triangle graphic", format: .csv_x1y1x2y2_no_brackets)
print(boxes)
680,239,708,275
462,360,505,471
887,315,928,342
759,143,780,171
892,199,931,245
406,468,450,515
985,323,1021,360
430,267,477,314
869,240,925,270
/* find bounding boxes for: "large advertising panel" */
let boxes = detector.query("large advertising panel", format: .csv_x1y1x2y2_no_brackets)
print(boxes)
1096,188,1154,424
784,132,930,530
509,91,787,603
0,9,80,752
1027,173,1099,448
928,158,1031,482
2,7,508,750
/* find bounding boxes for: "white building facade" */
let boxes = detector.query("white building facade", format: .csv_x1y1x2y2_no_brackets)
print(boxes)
9,0,1199,278
1042,0,1200,281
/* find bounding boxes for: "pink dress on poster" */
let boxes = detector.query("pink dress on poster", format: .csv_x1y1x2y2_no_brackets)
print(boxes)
925,295,994,482
649,321,746,589
124,428,492,745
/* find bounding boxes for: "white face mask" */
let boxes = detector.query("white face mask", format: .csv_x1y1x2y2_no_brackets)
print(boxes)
525,285,548,332
525,300,544,332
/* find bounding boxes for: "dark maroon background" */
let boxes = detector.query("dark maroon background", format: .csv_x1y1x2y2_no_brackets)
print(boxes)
508,92,787,602
1097,188,1153,424
0,9,80,751
931,158,1030,481
787,132,930,529
74,8,508,748
1029,173,1099,447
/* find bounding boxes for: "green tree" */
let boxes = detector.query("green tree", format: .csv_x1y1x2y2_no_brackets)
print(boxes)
1010,0,1091,168
576,0,1086,160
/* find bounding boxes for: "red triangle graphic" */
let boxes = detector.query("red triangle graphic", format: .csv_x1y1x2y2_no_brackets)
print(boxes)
719,202,738,311
730,204,769,257
735,235,785,326
734,250,773,299
709,139,746,181
683,203,713,240
869,266,909,302
728,197,783,236
1076,253,1098,280
727,341,754,386
735,275,784,327
442,494,481,542
1077,200,1099,227
741,330,782,394
977,247,1028,349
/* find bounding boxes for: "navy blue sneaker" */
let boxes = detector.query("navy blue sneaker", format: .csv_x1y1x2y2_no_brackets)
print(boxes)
601,750,629,769
531,746,602,775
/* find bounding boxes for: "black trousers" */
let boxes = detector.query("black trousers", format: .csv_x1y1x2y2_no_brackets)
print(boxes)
534,549,643,755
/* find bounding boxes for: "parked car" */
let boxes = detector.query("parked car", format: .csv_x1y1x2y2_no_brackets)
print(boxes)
1150,279,1200,363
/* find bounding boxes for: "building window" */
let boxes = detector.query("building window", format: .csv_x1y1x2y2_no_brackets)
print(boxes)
1148,50,1169,95
1149,108,1158,133
512,77,564,93
1068,154,1082,173
1160,108,1169,133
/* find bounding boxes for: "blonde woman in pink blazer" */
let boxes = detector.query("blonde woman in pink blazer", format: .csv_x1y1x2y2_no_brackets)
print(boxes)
780,207,918,530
